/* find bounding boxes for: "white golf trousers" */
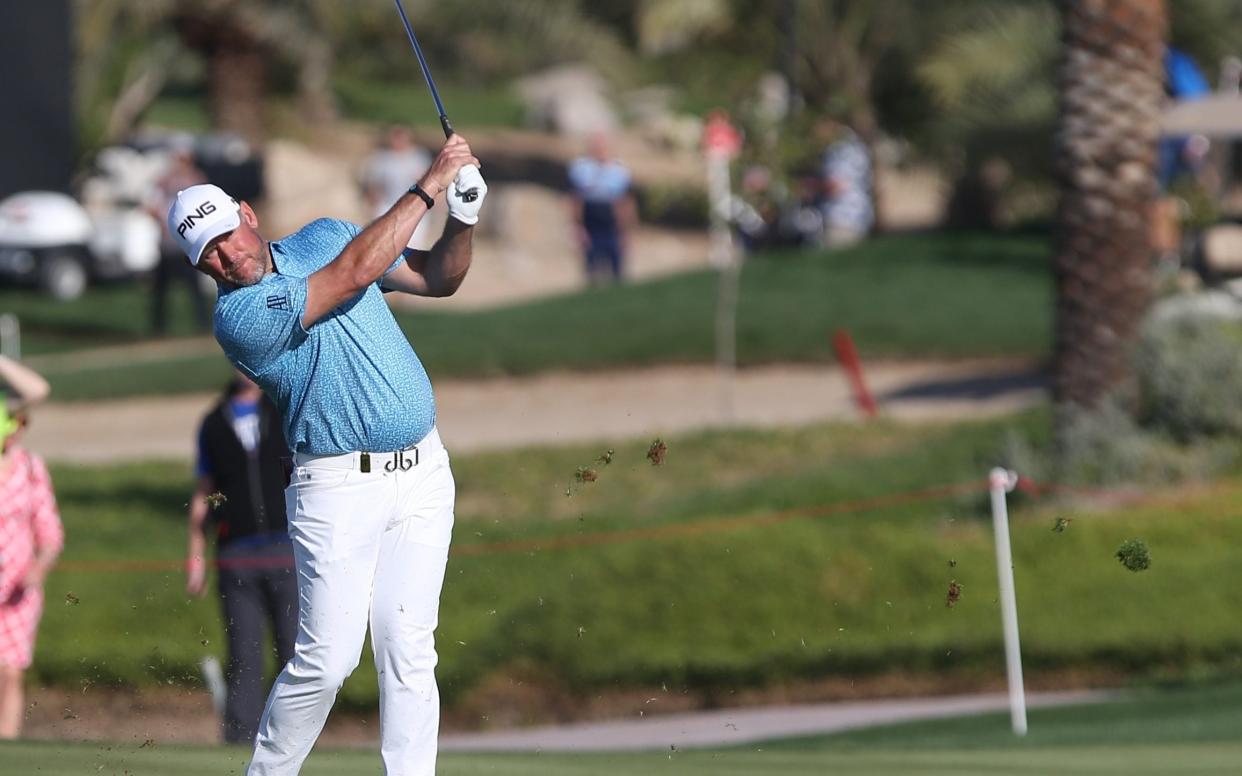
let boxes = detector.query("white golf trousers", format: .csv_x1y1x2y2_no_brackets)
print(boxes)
248,427,454,776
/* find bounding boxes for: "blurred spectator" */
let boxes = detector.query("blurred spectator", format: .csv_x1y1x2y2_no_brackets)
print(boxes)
147,137,211,334
0,356,61,740
186,371,296,745
362,126,433,245
568,131,638,284
1158,47,1213,191
815,118,874,248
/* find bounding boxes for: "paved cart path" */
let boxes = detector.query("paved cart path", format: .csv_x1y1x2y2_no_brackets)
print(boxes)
23,358,1046,463
438,689,1110,752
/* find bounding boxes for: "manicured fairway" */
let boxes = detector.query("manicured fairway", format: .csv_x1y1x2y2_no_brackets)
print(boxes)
5,739,1241,775
4,740,1241,776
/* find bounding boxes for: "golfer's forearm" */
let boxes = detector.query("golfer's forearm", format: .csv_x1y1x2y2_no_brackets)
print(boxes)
344,186,440,287
424,219,474,296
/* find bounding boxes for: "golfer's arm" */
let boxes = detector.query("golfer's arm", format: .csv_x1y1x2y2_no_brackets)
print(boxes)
303,186,440,327
382,219,474,298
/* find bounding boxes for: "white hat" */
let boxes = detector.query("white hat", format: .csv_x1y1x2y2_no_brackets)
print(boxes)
166,184,241,266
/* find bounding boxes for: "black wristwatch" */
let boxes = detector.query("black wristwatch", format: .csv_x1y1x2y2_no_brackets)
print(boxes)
407,183,435,209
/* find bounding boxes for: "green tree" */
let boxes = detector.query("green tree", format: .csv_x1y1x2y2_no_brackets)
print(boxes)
75,0,338,147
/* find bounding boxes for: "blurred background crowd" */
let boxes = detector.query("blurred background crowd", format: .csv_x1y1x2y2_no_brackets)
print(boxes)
0,0,1235,314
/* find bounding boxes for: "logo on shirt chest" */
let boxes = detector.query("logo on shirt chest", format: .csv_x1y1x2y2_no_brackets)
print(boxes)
266,293,291,311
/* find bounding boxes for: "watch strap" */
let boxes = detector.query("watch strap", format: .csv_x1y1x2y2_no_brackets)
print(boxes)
407,183,434,209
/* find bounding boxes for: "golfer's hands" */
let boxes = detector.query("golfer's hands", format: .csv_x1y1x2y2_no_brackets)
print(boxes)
420,134,480,199
447,165,487,225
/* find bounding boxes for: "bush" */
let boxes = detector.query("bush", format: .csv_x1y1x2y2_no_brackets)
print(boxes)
633,183,709,228
1136,302,1242,440
1053,400,1160,485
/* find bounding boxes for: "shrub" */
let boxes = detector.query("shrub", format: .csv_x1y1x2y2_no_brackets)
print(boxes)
1136,302,1242,440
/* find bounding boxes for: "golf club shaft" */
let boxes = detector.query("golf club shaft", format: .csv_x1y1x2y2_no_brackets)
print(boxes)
393,0,453,138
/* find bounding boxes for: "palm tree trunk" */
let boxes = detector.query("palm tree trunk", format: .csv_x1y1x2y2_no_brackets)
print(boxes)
1052,0,1166,414
174,10,268,146
207,35,267,146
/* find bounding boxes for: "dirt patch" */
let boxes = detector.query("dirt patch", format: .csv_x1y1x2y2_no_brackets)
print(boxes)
22,685,379,748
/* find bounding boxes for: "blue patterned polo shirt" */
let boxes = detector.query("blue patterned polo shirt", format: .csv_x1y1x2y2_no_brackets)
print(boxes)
213,218,435,455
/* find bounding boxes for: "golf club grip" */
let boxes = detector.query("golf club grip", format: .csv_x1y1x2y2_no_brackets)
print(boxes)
440,114,454,138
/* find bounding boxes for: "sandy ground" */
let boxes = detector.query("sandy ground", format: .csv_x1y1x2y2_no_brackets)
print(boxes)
23,358,1046,464
21,684,1106,751
438,689,1110,752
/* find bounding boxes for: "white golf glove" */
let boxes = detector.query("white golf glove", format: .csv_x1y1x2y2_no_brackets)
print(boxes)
447,164,487,225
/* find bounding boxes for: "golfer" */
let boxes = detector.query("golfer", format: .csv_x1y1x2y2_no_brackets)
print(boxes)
168,133,485,775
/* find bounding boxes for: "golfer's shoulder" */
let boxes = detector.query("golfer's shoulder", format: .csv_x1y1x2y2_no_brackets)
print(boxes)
272,218,364,274
284,217,362,249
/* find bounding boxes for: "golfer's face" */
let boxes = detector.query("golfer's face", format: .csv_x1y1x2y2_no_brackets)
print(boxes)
198,208,266,287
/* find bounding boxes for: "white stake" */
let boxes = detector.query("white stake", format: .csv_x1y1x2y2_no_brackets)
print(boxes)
200,655,227,718
0,314,19,360
989,466,1027,736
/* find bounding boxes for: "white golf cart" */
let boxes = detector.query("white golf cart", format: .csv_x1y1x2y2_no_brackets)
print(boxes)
0,143,165,301
1159,92,1242,285
0,132,263,301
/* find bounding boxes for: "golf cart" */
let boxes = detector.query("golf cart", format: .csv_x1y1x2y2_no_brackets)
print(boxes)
1159,93,1242,286
0,132,263,301
0,189,160,301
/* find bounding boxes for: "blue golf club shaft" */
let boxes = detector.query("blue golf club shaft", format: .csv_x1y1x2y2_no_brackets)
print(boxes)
393,0,454,138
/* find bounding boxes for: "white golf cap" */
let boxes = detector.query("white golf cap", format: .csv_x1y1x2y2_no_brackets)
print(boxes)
166,184,241,266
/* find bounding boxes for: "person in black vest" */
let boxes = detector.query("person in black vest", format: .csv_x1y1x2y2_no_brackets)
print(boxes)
185,371,297,745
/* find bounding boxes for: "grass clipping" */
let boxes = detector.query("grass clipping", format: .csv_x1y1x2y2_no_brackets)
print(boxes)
1115,538,1151,572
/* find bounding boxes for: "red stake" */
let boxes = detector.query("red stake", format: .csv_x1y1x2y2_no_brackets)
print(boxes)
832,329,877,418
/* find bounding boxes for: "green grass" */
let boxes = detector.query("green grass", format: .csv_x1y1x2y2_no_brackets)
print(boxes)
144,96,212,133
335,77,525,129
785,681,1242,751
4,683,1242,774
144,80,526,134
2,281,212,355
13,231,1052,401
31,410,1242,713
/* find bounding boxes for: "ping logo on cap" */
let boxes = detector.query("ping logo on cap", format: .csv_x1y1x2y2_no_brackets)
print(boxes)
175,201,219,238
167,184,242,266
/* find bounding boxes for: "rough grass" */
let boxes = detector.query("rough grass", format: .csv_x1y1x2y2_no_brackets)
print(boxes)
30,410,1242,714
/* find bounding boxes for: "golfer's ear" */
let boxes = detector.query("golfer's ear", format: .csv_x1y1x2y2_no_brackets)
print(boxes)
240,201,259,228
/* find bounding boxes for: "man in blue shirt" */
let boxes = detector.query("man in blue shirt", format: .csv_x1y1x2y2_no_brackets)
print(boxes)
568,131,637,284
168,134,486,775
